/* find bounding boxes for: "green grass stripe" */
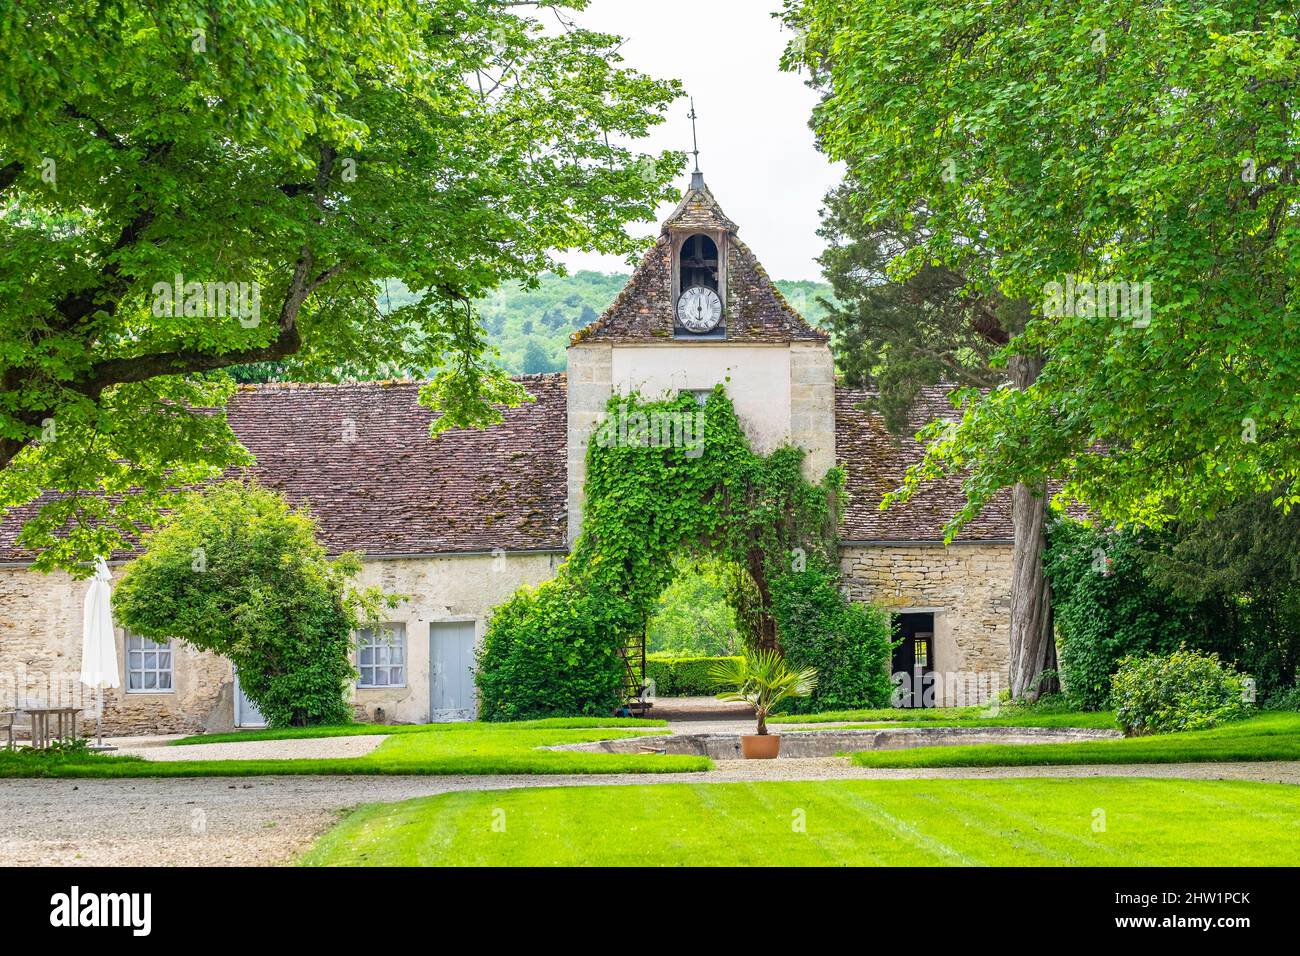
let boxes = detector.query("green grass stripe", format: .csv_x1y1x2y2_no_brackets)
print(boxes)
301,777,1300,867
0,723,707,779
848,712,1300,768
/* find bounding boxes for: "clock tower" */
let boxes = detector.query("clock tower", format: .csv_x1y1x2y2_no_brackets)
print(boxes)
668,171,732,338
566,175,835,542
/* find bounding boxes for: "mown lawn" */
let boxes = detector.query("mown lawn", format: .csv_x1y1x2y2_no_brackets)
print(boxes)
170,717,664,745
0,720,705,779
772,706,1118,729
300,777,1300,867
848,711,1300,768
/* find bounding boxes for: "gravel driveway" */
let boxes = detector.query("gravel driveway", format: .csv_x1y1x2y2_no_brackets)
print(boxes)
114,735,388,762
4,759,1299,867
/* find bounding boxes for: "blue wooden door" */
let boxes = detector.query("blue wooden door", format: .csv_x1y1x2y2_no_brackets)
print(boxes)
429,621,476,722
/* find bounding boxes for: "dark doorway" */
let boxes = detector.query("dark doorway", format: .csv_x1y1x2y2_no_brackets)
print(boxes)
892,612,935,708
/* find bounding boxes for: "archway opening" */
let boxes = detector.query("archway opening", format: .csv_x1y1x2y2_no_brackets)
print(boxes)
475,389,895,721
647,554,746,658
633,553,764,719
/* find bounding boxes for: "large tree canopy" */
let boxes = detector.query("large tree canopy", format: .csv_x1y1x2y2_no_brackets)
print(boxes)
0,0,681,571
815,175,1059,698
816,181,1009,435
783,0,1300,531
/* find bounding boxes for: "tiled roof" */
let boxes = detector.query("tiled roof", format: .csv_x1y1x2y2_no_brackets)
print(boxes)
663,180,738,232
573,180,827,345
836,385,1015,542
223,375,569,556
1,377,1014,564
0,375,570,562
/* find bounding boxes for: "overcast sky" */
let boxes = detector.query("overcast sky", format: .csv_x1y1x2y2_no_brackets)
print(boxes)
555,0,843,282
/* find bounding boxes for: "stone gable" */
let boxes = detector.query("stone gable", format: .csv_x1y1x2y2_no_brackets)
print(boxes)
573,180,828,345
663,180,738,233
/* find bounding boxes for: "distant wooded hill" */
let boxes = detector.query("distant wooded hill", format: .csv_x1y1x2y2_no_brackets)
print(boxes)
379,271,836,375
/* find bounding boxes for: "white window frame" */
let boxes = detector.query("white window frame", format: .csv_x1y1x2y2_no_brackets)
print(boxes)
125,633,175,694
357,623,407,689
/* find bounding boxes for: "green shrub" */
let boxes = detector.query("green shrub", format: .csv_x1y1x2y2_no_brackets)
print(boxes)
646,655,742,696
772,558,895,713
115,481,396,727
1045,520,1225,710
475,578,626,721
1111,649,1253,736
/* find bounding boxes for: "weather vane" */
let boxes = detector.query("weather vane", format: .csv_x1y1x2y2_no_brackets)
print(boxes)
688,97,701,174
687,97,704,190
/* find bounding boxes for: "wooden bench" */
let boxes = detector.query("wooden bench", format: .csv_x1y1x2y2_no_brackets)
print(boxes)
0,711,13,750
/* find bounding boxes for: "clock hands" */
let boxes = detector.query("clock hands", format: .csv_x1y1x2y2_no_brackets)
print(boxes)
678,287,718,332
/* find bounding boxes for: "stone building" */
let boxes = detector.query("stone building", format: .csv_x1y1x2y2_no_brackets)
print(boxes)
0,178,1013,735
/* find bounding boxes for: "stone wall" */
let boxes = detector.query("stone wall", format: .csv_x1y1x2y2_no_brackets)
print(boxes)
789,342,836,481
566,343,613,545
0,551,563,737
0,566,232,737
839,542,1013,704
346,551,563,724
1,537,1011,735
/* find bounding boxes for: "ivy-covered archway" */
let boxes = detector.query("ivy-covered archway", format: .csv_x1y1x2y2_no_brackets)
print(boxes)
476,388,893,720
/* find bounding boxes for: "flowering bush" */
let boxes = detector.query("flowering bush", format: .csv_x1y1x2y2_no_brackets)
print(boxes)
1111,649,1253,736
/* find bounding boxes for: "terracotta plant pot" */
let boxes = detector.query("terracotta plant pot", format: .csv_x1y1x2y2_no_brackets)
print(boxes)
740,733,781,759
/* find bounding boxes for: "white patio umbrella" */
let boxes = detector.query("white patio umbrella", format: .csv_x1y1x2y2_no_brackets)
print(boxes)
80,556,120,750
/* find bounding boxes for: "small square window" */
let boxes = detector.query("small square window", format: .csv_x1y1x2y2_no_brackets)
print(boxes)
356,624,406,689
126,633,175,694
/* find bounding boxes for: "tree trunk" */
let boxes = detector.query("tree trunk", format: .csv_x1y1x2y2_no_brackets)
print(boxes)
745,548,780,653
1007,353,1059,699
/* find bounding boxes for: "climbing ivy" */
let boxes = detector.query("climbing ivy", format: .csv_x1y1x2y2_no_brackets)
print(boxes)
475,388,893,719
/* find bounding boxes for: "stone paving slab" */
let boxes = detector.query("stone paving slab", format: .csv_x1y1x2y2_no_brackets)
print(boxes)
560,725,1121,759
649,697,754,721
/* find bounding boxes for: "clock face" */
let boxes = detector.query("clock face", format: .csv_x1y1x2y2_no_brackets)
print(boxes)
677,286,723,334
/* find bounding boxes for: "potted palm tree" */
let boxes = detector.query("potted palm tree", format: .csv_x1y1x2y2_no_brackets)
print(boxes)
710,649,818,758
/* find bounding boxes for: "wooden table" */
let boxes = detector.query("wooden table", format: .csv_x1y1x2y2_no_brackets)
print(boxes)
22,707,81,749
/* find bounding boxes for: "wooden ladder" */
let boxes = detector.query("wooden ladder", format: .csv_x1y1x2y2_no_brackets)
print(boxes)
616,627,652,717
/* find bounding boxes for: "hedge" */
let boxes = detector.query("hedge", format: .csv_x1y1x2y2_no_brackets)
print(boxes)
771,557,895,713
646,655,742,696
1044,520,1223,710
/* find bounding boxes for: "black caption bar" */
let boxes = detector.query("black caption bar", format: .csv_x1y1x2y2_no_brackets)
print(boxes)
3,866,1294,941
